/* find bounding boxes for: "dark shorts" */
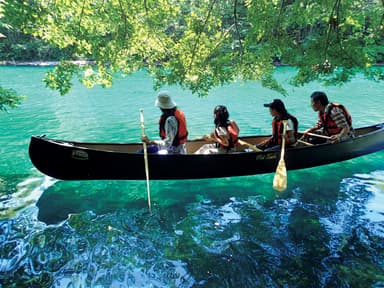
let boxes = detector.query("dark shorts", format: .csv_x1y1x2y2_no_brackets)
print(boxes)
136,145,160,154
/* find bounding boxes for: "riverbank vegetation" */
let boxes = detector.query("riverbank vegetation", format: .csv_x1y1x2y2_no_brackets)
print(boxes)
1,0,384,110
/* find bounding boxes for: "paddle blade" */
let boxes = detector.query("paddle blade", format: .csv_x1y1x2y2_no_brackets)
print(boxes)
273,159,287,192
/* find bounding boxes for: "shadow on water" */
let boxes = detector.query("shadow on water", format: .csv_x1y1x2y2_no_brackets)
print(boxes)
36,151,384,226
0,159,382,287
36,175,278,225
36,181,146,224
24,153,384,287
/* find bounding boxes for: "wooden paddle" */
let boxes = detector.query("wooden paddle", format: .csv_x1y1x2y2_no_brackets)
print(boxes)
273,120,288,192
302,132,332,140
237,139,263,152
139,109,152,213
297,139,314,146
193,137,263,152
293,134,314,146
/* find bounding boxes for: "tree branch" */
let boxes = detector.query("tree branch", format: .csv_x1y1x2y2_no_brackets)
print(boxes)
144,0,148,16
117,0,128,37
324,0,341,62
77,0,86,35
202,23,235,67
379,0,384,30
188,0,217,70
233,0,243,56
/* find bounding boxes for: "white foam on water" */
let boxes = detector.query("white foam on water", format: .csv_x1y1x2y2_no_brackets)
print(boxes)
184,198,243,254
53,259,195,288
0,239,26,273
0,176,58,220
355,171,384,224
216,201,241,226
53,272,88,288
17,176,57,202
319,170,384,261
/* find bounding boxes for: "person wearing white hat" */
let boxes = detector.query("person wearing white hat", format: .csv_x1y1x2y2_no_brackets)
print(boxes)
141,91,188,154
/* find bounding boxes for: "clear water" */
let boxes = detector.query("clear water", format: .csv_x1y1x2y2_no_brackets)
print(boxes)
0,66,383,287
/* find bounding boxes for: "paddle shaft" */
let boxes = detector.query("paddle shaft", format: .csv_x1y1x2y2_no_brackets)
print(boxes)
194,137,263,152
237,139,263,152
140,109,152,213
280,122,287,160
302,132,332,140
297,139,314,146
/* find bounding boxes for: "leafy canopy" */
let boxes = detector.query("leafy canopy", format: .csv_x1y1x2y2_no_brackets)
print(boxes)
1,0,384,100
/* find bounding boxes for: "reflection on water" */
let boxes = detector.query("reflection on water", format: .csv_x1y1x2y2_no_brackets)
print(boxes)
0,176,56,219
1,168,383,287
353,171,384,224
1,66,383,287
35,175,278,224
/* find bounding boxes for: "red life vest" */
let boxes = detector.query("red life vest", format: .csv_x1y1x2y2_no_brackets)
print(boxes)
271,115,298,145
214,120,239,149
319,102,352,135
159,109,188,146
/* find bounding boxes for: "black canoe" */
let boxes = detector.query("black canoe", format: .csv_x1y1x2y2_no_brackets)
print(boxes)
28,123,384,180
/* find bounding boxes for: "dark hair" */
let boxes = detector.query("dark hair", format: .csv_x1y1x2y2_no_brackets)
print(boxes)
160,107,177,116
310,91,329,106
272,100,288,116
268,100,298,133
213,105,229,127
264,99,288,115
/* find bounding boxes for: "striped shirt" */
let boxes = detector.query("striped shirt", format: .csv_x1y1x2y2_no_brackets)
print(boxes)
316,104,354,138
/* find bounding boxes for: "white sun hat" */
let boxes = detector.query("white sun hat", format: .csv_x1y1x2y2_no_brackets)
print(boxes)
155,91,177,109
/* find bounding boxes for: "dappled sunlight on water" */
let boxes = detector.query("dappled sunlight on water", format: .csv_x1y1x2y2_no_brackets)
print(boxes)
1,153,383,287
1,158,383,287
0,176,57,220
353,171,384,224
0,169,383,287
318,170,384,255
1,67,383,287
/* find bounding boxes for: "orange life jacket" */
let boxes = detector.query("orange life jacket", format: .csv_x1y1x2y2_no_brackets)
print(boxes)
214,120,239,149
319,102,352,135
159,109,188,146
271,115,298,145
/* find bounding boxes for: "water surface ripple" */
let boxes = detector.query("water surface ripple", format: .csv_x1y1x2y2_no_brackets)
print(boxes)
0,67,383,287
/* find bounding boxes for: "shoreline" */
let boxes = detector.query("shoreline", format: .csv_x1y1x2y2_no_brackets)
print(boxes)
1,60,383,67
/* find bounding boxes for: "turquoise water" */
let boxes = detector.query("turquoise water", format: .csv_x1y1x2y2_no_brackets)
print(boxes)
0,66,383,287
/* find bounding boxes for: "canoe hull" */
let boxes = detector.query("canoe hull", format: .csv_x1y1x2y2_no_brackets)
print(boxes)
29,123,384,180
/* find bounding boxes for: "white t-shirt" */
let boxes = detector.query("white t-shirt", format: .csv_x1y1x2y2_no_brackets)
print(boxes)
286,119,294,132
